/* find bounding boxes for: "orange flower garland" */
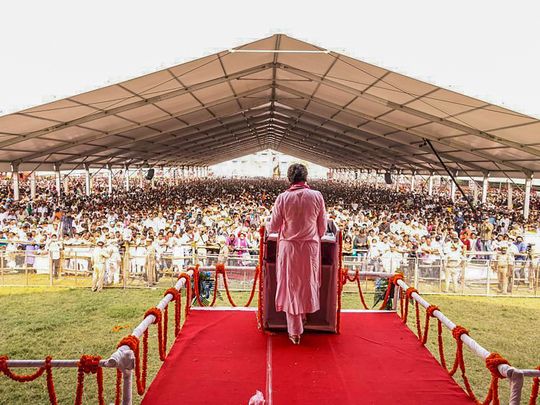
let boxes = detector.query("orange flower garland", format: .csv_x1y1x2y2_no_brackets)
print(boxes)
421,305,440,345
144,307,166,361
0,355,58,405
530,366,540,405
75,355,104,405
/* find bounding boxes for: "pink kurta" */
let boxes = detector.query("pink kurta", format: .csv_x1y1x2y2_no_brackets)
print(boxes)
267,185,327,315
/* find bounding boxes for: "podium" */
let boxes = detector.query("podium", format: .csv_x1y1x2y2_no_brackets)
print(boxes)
261,227,341,333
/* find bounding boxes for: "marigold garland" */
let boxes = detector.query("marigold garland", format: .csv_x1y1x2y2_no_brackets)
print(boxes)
421,305,440,345
117,334,148,395
0,355,58,405
244,265,260,307
164,288,181,341
178,273,192,318
402,287,418,323
115,369,122,405
530,366,540,405
217,263,238,307
257,226,265,329
0,355,46,382
378,273,404,310
193,264,205,307
144,307,166,361
336,231,344,333
482,353,510,405
340,268,368,310
44,356,57,405
75,355,104,405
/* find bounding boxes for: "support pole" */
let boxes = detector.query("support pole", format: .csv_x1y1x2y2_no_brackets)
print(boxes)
428,174,434,196
410,172,416,192
54,163,62,199
124,164,130,192
63,176,69,195
450,178,457,202
84,164,91,196
507,180,513,210
107,165,113,195
30,172,36,200
11,163,20,201
481,173,489,204
139,167,144,188
524,175,533,220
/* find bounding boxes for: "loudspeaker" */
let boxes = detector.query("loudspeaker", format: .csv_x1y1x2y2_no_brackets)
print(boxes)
145,168,155,180
384,172,393,184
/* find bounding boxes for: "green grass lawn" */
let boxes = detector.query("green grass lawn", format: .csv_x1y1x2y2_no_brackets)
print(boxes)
0,287,538,404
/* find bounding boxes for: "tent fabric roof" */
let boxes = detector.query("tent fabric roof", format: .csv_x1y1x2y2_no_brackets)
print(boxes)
1,34,539,177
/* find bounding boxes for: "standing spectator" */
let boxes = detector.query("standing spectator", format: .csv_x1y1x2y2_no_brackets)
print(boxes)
91,240,110,292
46,234,62,278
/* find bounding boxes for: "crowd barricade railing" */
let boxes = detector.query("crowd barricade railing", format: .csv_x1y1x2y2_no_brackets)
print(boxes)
0,268,196,405
341,255,539,297
1,260,262,404
389,274,540,405
0,243,537,296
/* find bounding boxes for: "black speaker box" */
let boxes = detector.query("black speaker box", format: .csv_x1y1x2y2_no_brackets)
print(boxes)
145,168,155,180
384,172,393,184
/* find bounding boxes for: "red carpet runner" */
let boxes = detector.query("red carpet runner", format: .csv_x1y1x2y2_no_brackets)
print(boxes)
143,309,474,404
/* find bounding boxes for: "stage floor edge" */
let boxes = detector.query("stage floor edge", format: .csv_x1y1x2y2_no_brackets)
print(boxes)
142,308,474,405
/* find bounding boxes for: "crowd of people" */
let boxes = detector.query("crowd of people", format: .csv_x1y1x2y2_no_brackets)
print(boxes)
0,174,539,293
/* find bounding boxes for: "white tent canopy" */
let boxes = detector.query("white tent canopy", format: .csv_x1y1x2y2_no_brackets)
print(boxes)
1,34,539,178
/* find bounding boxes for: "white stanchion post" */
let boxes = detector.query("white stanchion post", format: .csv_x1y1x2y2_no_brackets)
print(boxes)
107,165,113,195
11,163,20,201
122,369,133,405
481,173,489,204
524,174,532,220
84,164,91,196
124,164,130,192
54,163,62,199
428,175,434,196
30,171,36,200
507,180,513,210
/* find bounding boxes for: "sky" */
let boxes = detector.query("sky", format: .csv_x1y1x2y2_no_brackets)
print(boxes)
1,0,539,119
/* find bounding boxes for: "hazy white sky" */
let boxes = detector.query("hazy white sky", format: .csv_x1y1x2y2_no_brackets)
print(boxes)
1,0,539,118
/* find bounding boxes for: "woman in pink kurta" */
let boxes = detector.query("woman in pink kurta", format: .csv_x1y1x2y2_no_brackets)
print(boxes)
267,164,327,344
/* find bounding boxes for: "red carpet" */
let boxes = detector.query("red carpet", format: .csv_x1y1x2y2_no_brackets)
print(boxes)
143,309,474,404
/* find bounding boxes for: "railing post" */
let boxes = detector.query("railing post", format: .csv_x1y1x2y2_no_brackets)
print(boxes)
486,258,491,296
49,252,53,287
123,243,129,290
122,369,133,405
392,282,400,310
413,258,419,290
0,252,4,286
25,260,29,286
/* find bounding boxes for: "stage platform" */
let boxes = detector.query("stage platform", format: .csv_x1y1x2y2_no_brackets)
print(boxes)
142,308,473,405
